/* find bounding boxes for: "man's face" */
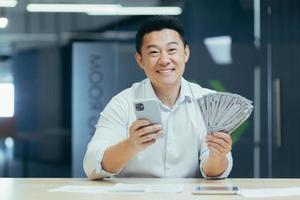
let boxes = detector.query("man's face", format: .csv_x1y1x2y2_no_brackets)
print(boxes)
135,29,190,89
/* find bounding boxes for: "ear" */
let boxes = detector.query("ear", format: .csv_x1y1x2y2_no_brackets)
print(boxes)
184,45,190,63
135,52,144,70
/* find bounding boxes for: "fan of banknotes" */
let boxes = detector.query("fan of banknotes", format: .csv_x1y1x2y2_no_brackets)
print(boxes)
197,92,254,134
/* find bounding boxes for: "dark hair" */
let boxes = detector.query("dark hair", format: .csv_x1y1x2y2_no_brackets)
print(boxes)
135,16,187,54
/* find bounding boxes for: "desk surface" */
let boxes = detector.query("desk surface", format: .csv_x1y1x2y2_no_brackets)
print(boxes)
1,178,300,200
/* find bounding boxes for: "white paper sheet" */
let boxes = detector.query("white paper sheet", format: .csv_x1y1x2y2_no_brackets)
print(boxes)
113,183,184,193
241,187,300,198
48,183,184,193
48,185,111,193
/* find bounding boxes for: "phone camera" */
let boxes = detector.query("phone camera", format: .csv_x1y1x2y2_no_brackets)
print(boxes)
135,103,144,111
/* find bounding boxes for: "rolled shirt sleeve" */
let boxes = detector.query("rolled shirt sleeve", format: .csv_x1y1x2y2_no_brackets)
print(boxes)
83,96,130,179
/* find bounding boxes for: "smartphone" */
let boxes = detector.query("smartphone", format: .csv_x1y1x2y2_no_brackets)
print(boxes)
134,99,163,136
192,186,240,195
134,99,162,124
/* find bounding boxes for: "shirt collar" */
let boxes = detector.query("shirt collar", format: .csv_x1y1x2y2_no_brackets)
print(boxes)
178,78,193,103
143,78,159,100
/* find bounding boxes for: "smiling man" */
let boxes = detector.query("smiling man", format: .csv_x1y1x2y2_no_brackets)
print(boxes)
83,16,233,179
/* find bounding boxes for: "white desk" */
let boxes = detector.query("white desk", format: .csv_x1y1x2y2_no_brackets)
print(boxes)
1,178,300,200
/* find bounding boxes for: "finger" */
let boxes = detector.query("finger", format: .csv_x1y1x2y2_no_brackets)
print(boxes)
209,139,232,153
207,142,227,154
130,119,152,132
155,130,163,137
141,138,156,147
207,145,223,157
136,124,162,137
208,144,224,155
212,132,232,144
140,133,158,143
206,135,228,149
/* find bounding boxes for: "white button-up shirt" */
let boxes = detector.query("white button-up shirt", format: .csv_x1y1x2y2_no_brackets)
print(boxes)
83,78,233,179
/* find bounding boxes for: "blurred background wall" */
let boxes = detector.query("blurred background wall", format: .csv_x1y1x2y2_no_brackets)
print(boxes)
0,0,299,178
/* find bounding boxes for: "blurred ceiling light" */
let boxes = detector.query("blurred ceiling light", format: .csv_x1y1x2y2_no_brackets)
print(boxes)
0,17,8,28
4,137,14,149
0,0,17,7
204,36,232,65
27,4,122,13
26,4,182,15
88,6,182,16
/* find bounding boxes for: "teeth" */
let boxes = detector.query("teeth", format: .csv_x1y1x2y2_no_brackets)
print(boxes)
158,69,173,73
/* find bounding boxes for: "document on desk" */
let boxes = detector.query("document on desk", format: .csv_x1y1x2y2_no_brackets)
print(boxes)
49,184,184,193
113,183,184,193
48,185,111,193
241,187,300,198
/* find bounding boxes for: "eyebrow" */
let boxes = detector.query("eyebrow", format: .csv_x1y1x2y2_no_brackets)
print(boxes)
167,42,179,46
146,42,179,49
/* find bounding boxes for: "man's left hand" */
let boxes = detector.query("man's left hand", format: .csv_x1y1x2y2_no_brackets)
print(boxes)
205,132,232,159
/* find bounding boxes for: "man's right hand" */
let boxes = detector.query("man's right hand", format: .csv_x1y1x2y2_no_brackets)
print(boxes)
101,119,162,174
127,119,163,152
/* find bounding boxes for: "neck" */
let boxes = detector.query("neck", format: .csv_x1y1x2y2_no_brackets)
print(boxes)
152,82,181,108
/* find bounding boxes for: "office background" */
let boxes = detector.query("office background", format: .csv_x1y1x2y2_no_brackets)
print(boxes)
0,0,299,178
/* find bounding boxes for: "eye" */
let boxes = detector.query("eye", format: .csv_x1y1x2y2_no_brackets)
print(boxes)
149,50,159,56
168,48,178,54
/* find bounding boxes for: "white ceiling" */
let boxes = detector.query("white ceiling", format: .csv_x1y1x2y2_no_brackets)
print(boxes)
0,0,182,54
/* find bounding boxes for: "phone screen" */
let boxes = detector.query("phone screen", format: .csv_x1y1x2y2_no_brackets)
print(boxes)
193,185,240,195
195,186,239,191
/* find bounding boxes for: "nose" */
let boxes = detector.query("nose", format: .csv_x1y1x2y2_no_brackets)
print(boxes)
158,51,171,66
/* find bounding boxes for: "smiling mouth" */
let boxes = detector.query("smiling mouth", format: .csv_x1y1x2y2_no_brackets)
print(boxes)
156,69,175,73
